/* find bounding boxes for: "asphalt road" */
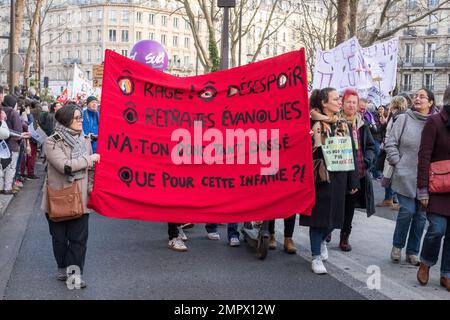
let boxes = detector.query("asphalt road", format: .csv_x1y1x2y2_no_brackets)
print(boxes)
1,169,369,300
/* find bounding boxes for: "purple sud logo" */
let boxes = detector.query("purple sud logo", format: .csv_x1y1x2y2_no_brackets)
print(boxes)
117,70,135,96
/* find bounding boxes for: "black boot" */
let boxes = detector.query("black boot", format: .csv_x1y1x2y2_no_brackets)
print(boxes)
339,232,352,252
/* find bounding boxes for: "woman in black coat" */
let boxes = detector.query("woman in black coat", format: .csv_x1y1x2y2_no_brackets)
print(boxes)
339,89,376,252
300,88,359,275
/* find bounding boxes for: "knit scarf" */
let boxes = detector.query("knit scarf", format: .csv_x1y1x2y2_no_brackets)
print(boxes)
310,108,350,147
342,112,364,150
54,121,87,182
444,105,450,130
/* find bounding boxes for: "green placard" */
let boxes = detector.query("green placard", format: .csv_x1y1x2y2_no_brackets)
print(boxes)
322,136,355,172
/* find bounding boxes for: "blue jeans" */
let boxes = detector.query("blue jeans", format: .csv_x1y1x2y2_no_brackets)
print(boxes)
371,140,382,179
392,194,426,255
384,186,394,201
309,227,332,257
205,223,239,241
420,213,450,278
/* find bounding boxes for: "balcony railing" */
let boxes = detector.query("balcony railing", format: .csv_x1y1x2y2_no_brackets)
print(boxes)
400,58,450,68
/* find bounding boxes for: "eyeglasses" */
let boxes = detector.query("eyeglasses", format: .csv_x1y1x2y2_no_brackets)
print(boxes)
413,94,429,100
73,115,83,122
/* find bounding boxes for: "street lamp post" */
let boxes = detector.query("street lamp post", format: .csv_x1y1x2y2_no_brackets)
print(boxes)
218,0,236,71
238,0,243,66
9,0,15,91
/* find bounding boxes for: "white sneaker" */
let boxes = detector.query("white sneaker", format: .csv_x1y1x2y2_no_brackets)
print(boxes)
207,232,221,240
229,237,240,247
177,227,188,241
168,237,188,252
391,246,401,262
311,258,327,275
320,241,328,261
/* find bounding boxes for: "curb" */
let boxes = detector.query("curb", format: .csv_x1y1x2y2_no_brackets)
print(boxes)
0,194,14,219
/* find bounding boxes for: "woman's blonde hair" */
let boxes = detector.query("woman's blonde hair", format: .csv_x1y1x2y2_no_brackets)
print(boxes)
388,96,407,114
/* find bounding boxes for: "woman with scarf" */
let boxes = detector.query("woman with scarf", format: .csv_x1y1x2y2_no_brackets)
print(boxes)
340,89,376,252
42,104,100,289
300,88,359,275
416,85,450,291
385,88,435,266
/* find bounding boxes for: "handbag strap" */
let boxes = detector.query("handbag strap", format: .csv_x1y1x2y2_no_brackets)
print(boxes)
398,114,408,150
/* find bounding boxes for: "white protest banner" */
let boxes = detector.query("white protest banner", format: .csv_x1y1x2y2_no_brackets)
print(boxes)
313,37,372,92
313,37,398,104
72,64,95,100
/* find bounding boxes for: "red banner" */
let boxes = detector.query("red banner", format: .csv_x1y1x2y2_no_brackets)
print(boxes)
88,49,315,223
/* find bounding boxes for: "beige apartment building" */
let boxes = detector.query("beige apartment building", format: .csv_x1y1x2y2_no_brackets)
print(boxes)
39,0,308,95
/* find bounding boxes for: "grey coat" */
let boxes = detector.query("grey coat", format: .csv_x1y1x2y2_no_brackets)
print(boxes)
385,109,431,199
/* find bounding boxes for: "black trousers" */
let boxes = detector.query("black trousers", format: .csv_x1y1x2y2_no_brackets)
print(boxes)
168,223,179,240
46,213,89,274
268,214,297,238
342,194,356,235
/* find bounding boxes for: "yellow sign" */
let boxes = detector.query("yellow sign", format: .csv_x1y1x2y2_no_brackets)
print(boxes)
93,64,104,88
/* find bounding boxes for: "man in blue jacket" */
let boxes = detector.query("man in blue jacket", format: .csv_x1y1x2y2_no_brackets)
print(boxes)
82,96,99,153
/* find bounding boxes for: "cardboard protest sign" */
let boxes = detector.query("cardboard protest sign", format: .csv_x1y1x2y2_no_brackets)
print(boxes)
88,49,315,223
321,136,355,172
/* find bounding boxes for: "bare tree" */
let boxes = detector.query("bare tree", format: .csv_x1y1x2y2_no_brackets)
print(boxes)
336,0,349,45
23,0,44,87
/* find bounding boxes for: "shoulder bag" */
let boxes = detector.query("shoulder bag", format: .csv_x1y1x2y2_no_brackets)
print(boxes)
429,160,450,194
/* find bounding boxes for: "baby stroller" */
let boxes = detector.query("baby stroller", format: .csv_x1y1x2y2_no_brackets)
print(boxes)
241,221,270,260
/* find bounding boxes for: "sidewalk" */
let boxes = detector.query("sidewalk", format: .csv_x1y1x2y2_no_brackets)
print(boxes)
0,194,14,219
275,211,448,300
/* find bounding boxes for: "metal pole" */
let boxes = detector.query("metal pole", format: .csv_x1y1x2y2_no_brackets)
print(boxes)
220,7,230,70
9,0,15,92
238,0,243,66
38,18,41,92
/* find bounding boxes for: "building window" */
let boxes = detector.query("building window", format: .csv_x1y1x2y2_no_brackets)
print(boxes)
173,17,179,28
137,12,143,23
426,43,436,64
87,11,92,23
77,31,81,42
97,49,101,61
49,33,53,43
428,0,439,8
86,71,90,80
49,52,52,63
184,37,190,49
98,10,103,21
173,35,178,47
184,56,189,67
77,50,80,59
87,50,92,62
403,74,412,91
161,15,167,27
121,50,128,57
425,74,434,91
97,30,102,41
109,10,117,23
87,30,92,42
149,32,155,40
405,43,413,63
122,30,129,42
136,31,142,41
448,74,450,86
123,10,129,23
149,13,155,25
109,29,117,42
67,32,72,43
161,34,166,45
185,20,190,30
67,51,70,59
58,52,61,62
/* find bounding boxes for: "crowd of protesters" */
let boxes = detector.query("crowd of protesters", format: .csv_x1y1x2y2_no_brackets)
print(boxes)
0,82,448,293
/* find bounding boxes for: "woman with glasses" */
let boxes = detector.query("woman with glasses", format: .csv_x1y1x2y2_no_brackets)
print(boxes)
42,104,100,289
416,85,450,291
300,87,359,274
385,88,435,266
